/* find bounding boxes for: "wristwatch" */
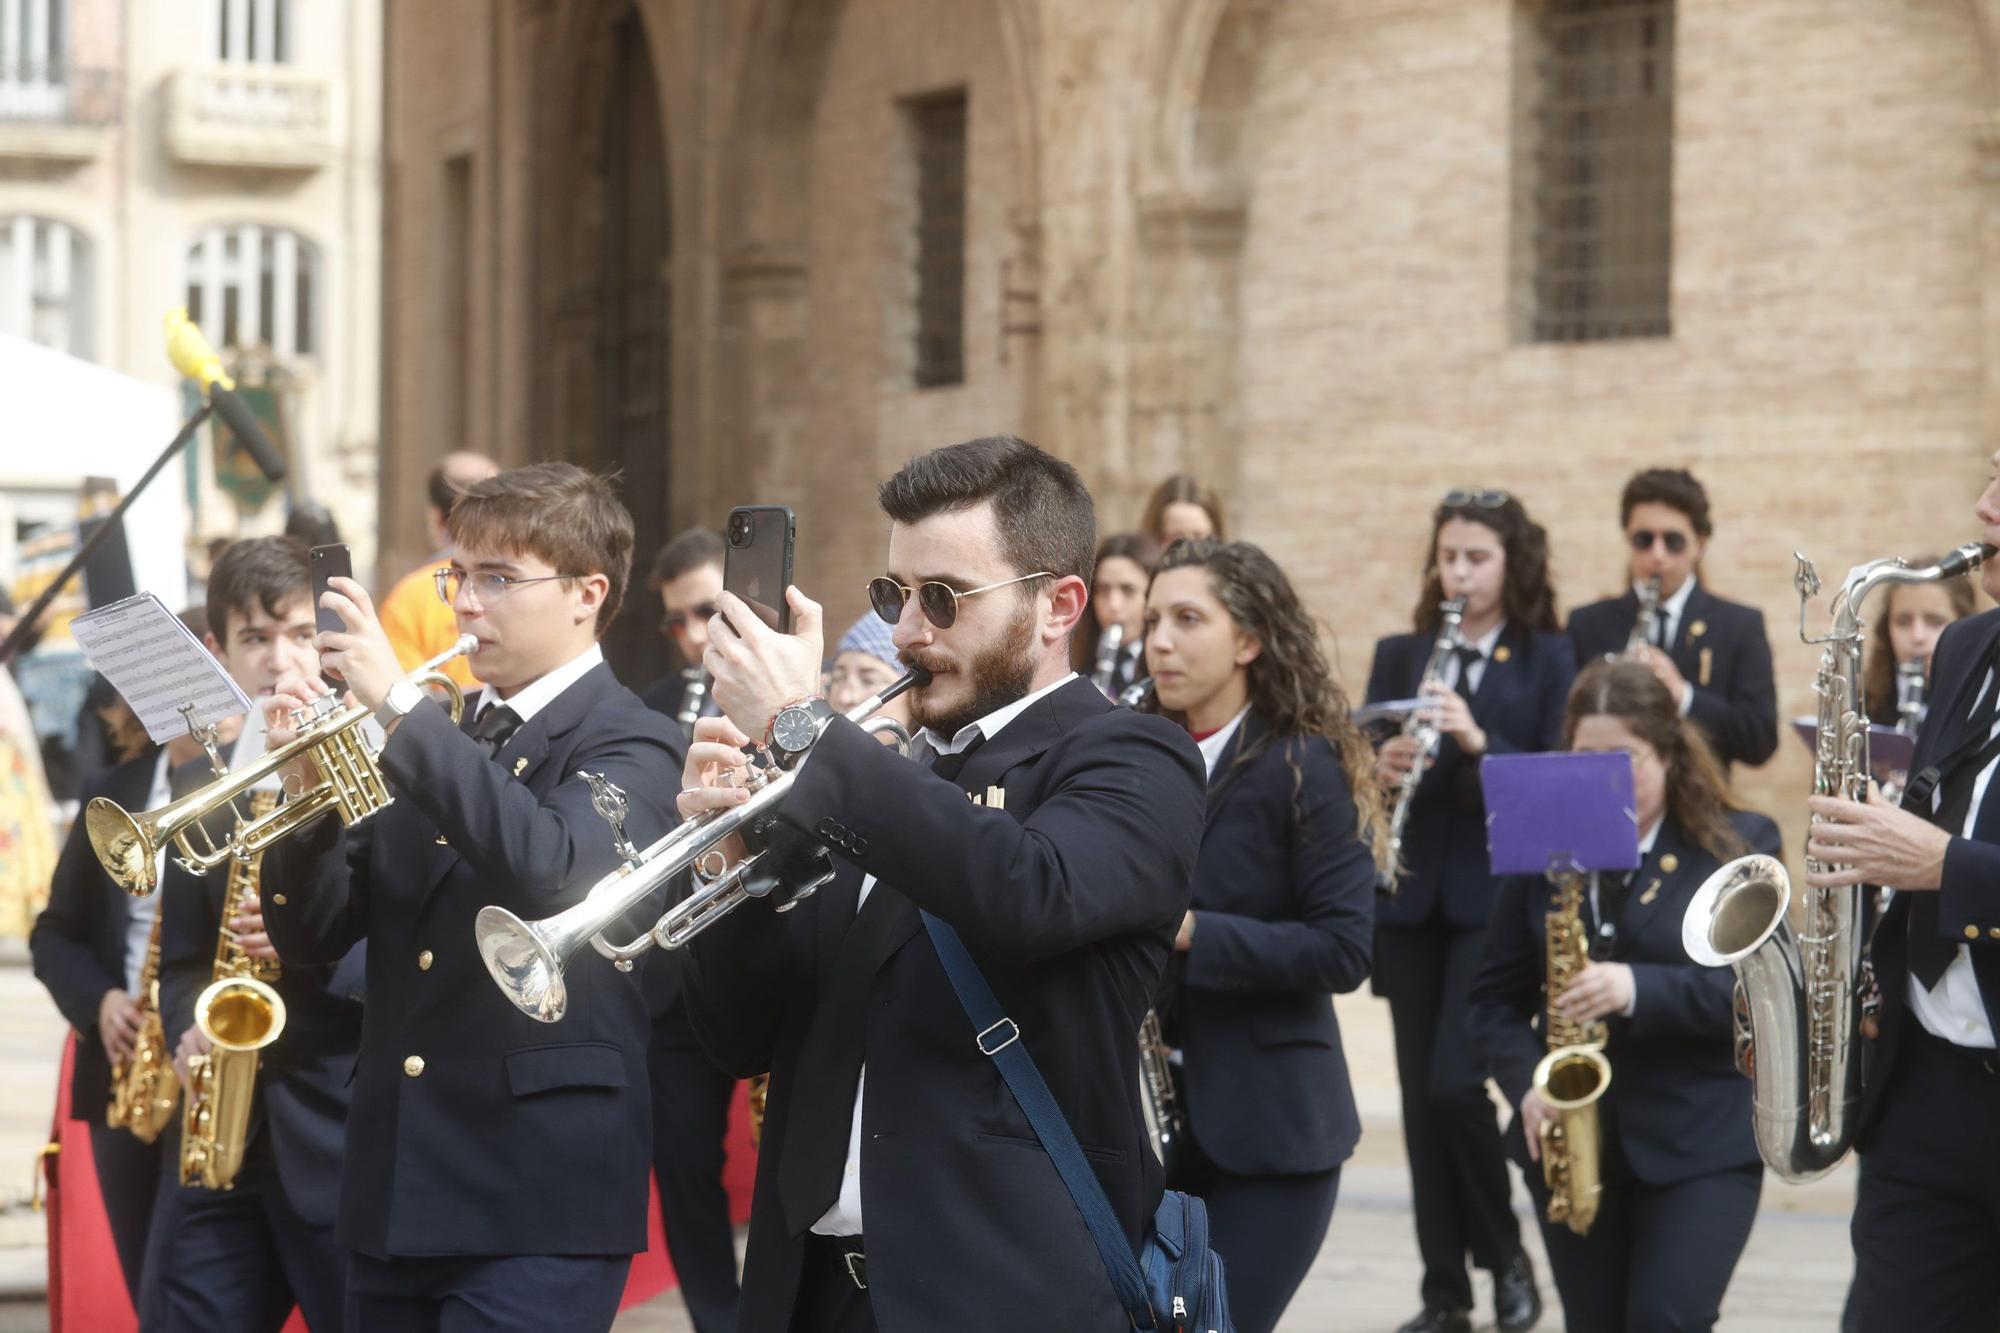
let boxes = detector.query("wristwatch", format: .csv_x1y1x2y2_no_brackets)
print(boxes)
375,679,426,728
768,696,836,766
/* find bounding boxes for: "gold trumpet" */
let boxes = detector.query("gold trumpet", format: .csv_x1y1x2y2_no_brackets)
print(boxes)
85,636,476,896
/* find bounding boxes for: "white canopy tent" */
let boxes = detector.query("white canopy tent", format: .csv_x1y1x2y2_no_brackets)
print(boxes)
0,332,188,611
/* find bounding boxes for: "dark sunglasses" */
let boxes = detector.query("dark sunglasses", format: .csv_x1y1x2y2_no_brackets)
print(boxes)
661,601,720,634
1441,488,1510,509
867,571,1052,630
1628,529,1690,555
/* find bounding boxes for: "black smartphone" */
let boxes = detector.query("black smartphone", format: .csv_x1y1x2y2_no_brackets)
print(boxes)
723,506,796,634
308,544,353,636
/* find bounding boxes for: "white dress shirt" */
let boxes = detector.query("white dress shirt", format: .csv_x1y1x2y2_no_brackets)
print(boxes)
1909,667,1999,1049
813,672,1080,1238
1194,705,1251,780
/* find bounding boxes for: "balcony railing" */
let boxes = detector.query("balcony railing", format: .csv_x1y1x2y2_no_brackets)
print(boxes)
164,64,334,170
0,63,120,159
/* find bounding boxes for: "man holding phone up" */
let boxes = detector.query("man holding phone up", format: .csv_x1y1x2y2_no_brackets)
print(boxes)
260,464,686,1330
678,437,1207,1331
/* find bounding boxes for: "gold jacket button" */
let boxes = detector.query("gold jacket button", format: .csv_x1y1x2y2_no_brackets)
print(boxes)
1989,927,2000,940
271,893,288,906
418,950,434,971
403,1055,425,1077
1965,925,1981,940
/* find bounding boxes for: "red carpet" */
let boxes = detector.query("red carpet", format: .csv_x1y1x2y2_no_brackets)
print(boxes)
42,1033,759,1330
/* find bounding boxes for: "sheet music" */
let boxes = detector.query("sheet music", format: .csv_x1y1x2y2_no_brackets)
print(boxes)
70,593,253,744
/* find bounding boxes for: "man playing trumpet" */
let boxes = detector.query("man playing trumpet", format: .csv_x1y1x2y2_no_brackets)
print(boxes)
677,436,1207,1331
261,464,686,1331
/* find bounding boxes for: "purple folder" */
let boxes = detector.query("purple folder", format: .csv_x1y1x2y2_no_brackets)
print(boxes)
1481,752,1642,877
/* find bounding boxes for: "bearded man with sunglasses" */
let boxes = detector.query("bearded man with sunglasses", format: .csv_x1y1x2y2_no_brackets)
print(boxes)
675,435,1207,1332
1566,468,1779,771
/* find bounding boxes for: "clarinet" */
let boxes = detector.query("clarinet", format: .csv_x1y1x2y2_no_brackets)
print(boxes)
1378,596,1467,889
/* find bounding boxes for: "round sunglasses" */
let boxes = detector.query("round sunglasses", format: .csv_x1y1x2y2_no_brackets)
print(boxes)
867,570,1052,629
1440,488,1511,509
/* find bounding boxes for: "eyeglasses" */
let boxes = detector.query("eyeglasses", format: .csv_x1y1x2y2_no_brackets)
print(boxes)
867,570,1053,630
661,602,720,635
1628,529,1690,556
434,567,585,605
1441,489,1510,509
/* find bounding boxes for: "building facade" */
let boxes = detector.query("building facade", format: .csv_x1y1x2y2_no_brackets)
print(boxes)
0,0,383,576
379,0,2000,820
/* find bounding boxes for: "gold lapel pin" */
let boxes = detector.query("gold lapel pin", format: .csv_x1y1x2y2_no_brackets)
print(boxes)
1689,620,1707,639
1659,853,1679,874
1639,878,1662,906
435,834,449,846
512,756,529,777
1493,645,1512,664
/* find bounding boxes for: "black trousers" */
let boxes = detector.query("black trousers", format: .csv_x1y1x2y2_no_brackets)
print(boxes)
1526,1151,1760,1333
1849,1026,2000,1333
1172,1138,1340,1333
647,1027,742,1333
788,1235,876,1333
345,1250,632,1333
88,1120,164,1303
1375,920,1523,1310
143,1134,346,1332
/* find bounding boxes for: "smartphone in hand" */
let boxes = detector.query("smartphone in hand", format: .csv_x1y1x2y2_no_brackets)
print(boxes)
723,507,796,634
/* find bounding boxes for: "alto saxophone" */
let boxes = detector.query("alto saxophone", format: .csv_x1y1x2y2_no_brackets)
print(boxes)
1532,871,1611,1235
105,908,180,1142
181,788,288,1190
1682,542,1995,1182
1137,1009,1186,1177
1624,575,1664,655
1379,596,1467,887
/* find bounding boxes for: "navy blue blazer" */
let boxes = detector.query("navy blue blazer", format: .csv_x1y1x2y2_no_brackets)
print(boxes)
156,751,365,1228
262,662,686,1258
1468,809,1780,1186
1567,584,1779,770
31,750,159,1122
1172,715,1374,1176
1860,606,2000,1142
681,677,1205,1333
1366,622,1577,929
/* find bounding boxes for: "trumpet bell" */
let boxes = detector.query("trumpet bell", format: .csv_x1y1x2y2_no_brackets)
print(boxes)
475,906,570,1023
1682,854,1790,968
86,797,159,896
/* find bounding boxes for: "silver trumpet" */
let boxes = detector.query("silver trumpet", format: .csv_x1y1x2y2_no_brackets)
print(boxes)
476,667,929,1022
1682,541,1994,1182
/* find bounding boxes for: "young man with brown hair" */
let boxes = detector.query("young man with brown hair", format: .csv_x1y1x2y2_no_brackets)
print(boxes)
262,463,686,1330
678,435,1207,1331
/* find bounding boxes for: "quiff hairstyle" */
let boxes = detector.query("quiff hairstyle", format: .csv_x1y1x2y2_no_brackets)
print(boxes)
447,463,634,634
878,435,1097,588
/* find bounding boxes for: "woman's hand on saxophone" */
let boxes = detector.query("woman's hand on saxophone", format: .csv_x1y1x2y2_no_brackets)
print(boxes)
97,989,142,1063
229,890,278,961
172,1024,211,1084
1520,1089,1553,1163
1555,961,1635,1023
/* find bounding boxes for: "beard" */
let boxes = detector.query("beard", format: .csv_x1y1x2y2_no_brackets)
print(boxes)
901,600,1038,739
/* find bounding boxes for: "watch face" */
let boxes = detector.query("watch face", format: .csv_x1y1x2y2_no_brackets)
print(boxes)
773,707,818,753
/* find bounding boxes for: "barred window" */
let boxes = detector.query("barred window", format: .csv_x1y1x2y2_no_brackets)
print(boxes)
906,89,967,389
214,0,292,64
0,215,93,358
184,225,318,360
1525,0,1674,343
0,0,66,117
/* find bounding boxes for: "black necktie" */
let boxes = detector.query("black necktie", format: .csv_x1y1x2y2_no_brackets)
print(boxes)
1652,612,1671,651
470,703,522,757
1597,867,1637,938
1453,645,1484,691
1908,672,2000,988
777,736,989,1233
